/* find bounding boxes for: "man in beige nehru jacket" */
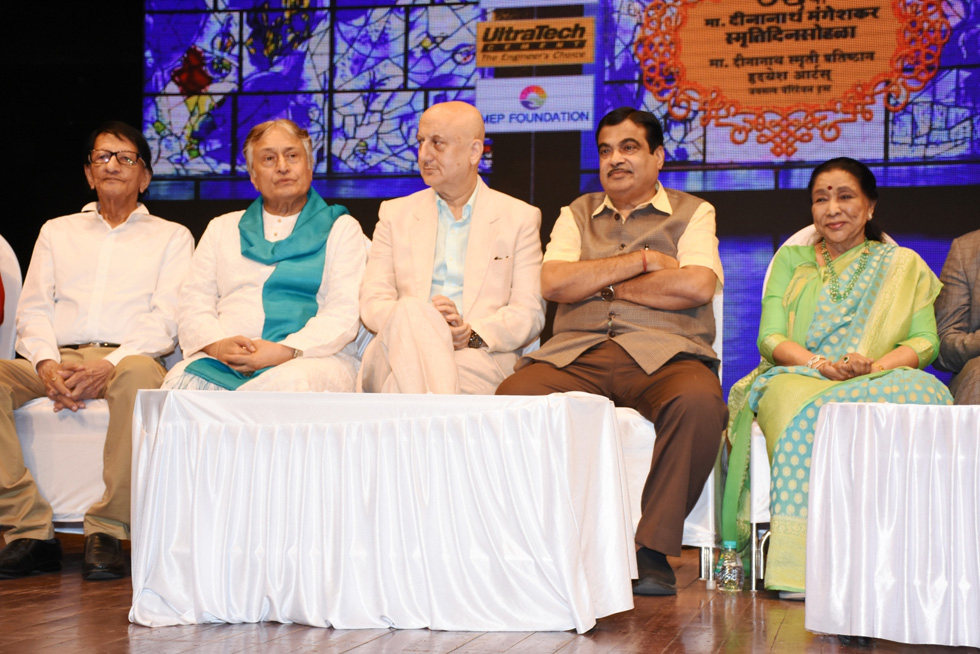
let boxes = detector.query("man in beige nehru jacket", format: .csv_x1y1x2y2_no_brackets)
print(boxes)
359,101,544,394
498,107,727,596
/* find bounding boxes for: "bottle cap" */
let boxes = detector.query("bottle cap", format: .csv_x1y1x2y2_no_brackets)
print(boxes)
722,540,736,549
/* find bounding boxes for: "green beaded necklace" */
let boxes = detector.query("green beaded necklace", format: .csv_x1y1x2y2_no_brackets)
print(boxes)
821,238,870,302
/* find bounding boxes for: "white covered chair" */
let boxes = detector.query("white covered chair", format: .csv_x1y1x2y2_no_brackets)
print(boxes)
747,225,897,589
0,234,105,532
15,400,109,531
0,234,106,532
621,290,724,581
13,348,184,533
0,234,21,359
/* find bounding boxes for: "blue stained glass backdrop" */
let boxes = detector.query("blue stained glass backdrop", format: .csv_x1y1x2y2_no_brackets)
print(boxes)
144,0,980,195
143,1,974,399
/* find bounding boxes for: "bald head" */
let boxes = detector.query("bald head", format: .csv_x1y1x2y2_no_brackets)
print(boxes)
422,101,485,141
417,101,485,205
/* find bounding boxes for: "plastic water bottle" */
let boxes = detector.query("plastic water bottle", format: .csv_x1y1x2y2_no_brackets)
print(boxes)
716,540,744,592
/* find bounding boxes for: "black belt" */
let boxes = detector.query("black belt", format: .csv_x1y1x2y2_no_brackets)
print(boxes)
62,342,120,350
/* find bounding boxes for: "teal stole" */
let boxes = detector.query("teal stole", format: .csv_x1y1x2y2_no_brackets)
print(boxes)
184,189,346,389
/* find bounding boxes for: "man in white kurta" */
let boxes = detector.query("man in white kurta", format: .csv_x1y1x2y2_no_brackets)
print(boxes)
164,119,365,392
359,101,544,394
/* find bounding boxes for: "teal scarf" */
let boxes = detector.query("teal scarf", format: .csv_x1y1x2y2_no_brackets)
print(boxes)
185,189,346,389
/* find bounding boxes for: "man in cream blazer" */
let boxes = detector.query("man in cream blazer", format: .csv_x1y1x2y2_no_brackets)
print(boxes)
359,101,544,394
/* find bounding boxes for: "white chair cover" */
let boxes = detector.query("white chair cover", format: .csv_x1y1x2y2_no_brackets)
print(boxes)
618,407,716,548
0,234,22,360
15,398,109,530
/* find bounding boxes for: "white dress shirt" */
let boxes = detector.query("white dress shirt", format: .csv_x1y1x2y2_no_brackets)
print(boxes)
15,202,194,368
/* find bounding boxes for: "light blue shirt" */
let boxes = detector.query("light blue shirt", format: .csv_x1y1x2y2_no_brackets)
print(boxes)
429,184,478,314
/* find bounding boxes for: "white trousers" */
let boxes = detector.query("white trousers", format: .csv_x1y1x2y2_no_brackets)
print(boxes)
358,298,505,395
163,353,359,392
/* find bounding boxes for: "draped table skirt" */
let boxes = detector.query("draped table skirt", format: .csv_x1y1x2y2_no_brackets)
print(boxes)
805,403,980,648
129,390,635,633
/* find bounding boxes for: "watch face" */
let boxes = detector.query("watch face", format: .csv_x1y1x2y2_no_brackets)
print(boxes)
601,286,615,301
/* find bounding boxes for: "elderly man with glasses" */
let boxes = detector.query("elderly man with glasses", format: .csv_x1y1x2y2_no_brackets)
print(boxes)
162,118,366,393
0,121,194,581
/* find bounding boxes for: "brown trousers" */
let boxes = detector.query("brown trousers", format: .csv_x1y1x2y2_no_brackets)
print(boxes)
0,347,165,543
497,340,727,556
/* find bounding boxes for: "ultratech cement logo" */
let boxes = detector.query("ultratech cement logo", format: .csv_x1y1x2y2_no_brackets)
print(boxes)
476,17,595,68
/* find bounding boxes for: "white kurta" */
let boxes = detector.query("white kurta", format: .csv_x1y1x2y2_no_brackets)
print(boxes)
165,209,367,392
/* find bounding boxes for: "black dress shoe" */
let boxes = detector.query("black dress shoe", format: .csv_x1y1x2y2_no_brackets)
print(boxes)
0,537,63,579
83,532,127,580
633,547,677,596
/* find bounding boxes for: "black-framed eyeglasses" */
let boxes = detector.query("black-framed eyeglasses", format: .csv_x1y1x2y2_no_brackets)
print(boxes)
89,150,143,167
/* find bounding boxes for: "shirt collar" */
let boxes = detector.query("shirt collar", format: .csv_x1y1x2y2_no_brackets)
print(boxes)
435,182,479,224
592,182,671,218
82,201,150,226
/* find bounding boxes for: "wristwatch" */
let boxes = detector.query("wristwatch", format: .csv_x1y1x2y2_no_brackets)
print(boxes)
601,285,615,302
467,330,486,349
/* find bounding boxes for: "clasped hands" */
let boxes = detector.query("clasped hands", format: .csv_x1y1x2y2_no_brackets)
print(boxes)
203,336,295,373
813,352,880,381
431,295,471,350
37,358,114,413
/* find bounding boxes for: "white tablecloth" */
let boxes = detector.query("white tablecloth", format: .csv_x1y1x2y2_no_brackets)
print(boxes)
806,403,980,648
129,391,635,633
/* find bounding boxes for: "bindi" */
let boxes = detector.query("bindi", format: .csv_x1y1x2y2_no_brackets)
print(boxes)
827,185,833,190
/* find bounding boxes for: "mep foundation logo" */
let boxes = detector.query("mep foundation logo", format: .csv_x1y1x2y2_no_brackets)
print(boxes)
478,75,594,133
476,17,595,68
520,85,547,110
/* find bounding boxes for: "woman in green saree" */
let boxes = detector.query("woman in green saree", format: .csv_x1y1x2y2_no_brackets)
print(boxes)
722,158,953,596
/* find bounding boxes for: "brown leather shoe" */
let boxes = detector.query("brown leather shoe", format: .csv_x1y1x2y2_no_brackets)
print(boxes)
0,538,62,579
82,532,127,580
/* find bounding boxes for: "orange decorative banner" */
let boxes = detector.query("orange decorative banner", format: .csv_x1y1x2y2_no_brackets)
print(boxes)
636,0,950,156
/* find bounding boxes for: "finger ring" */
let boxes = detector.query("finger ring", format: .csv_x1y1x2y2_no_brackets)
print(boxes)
843,355,850,363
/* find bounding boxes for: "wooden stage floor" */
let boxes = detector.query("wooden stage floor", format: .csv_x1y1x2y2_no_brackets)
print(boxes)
0,532,975,654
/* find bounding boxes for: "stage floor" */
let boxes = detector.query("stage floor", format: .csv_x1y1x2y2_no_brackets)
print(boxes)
0,531,975,654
